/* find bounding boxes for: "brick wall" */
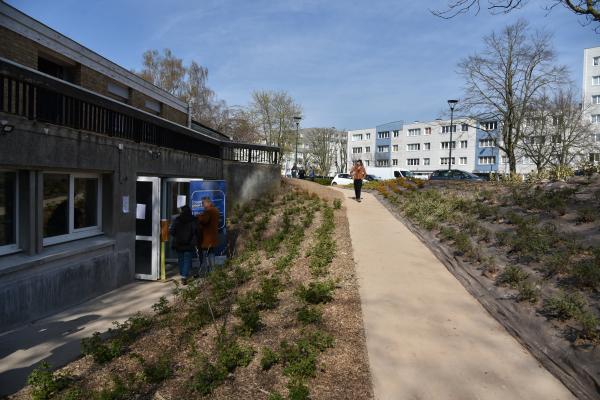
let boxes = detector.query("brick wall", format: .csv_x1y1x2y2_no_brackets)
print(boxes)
0,26,38,68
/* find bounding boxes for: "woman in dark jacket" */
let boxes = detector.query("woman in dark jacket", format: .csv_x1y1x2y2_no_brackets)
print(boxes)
169,205,197,284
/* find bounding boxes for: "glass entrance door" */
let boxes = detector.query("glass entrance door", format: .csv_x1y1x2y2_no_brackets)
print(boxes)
135,177,160,280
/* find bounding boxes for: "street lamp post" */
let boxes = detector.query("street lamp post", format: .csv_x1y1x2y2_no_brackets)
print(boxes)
447,99,459,171
293,116,302,178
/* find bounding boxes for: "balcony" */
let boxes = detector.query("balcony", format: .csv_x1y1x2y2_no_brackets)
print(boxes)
0,57,278,164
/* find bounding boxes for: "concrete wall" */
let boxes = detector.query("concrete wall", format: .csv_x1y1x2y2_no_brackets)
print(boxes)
0,115,278,330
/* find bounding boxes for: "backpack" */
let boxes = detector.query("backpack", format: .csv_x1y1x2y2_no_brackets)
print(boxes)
174,218,195,250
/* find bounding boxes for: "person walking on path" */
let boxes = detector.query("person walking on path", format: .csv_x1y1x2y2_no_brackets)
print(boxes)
169,205,197,285
350,159,367,202
197,197,220,275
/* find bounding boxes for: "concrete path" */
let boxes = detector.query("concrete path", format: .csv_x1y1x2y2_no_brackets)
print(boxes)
340,189,575,400
0,280,175,397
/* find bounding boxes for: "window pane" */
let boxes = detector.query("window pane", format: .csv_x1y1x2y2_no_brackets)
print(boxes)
74,178,98,229
43,174,70,238
0,172,17,246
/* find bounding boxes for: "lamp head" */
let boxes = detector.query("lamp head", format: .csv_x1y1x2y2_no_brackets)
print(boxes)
447,99,459,110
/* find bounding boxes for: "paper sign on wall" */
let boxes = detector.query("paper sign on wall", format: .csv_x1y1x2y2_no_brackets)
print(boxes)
122,196,130,213
136,203,146,219
176,195,187,208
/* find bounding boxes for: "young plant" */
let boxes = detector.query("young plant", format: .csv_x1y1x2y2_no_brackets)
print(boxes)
496,265,529,289
297,305,323,325
296,281,336,304
27,362,71,400
260,347,280,370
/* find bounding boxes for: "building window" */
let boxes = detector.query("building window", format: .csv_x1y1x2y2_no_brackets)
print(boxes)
521,156,532,165
479,156,496,165
501,156,508,164
352,147,363,154
393,130,400,137
376,160,390,167
366,133,371,139
365,160,370,166
393,159,398,166
365,146,371,153
594,57,600,66
593,95,600,105
107,82,130,102
392,145,399,152
424,127,432,135
460,140,468,149
441,141,456,149
378,131,390,139
407,158,420,166
461,123,469,132
377,145,390,153
590,153,600,163
459,157,467,165
43,173,102,246
592,133,600,142
144,99,161,114
408,128,421,136
0,171,18,256
406,143,420,151
442,125,456,133
593,76,600,86
352,134,363,141
479,139,495,147
440,157,456,165
424,142,431,150
592,115,600,123
423,158,430,166
482,121,498,131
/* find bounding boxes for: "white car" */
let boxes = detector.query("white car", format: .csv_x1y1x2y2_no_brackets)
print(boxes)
331,173,353,185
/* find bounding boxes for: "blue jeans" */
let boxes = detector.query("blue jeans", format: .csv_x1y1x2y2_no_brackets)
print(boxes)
178,251,194,278
200,248,215,275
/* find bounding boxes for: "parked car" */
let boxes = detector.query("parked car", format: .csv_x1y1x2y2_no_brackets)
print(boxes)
429,169,484,181
331,173,353,185
365,174,380,181
394,170,414,178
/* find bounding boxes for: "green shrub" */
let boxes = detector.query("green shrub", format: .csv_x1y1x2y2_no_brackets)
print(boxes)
217,340,255,372
257,276,282,310
296,281,336,304
235,292,262,334
516,281,540,304
279,331,334,380
260,347,280,370
287,380,310,400
268,393,285,400
81,332,123,364
233,265,253,285
297,305,323,325
140,354,173,384
189,359,227,396
208,268,235,301
542,252,572,277
496,265,529,288
27,362,71,400
151,296,170,316
333,198,342,209
571,258,600,290
438,226,457,242
93,376,133,400
576,311,599,341
543,291,587,321
184,301,214,329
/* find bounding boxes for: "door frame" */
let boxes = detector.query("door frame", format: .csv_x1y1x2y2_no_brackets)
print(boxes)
135,176,161,280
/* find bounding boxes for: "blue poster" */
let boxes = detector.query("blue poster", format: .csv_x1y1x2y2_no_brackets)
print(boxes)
190,180,227,259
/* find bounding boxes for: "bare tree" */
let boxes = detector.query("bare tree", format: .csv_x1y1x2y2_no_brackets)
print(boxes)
337,130,348,173
139,49,187,97
249,90,302,162
549,89,597,169
432,0,600,29
305,128,338,176
457,20,568,173
519,94,556,171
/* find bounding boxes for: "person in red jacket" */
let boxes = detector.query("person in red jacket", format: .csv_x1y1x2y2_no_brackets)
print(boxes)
196,197,220,275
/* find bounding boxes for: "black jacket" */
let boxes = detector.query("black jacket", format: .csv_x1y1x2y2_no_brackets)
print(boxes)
169,212,197,252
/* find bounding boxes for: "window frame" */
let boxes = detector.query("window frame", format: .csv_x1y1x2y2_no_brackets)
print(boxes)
593,76,600,86
0,170,19,256
459,157,467,165
594,56,600,66
42,172,103,247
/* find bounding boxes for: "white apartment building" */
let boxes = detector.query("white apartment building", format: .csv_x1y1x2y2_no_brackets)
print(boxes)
583,46,600,164
348,128,376,167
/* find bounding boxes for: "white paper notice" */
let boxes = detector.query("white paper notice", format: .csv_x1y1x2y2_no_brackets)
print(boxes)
136,203,146,219
177,195,187,208
122,196,129,213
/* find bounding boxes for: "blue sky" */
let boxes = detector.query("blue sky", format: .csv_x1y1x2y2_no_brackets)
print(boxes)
7,0,599,130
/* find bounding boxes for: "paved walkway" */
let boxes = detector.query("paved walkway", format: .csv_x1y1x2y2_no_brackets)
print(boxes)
340,189,575,400
0,280,175,397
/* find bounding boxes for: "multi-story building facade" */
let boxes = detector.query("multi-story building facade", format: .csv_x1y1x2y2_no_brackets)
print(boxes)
583,46,600,164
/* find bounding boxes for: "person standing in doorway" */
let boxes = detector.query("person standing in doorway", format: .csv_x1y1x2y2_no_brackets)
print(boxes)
169,205,197,285
197,197,220,275
350,159,367,202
